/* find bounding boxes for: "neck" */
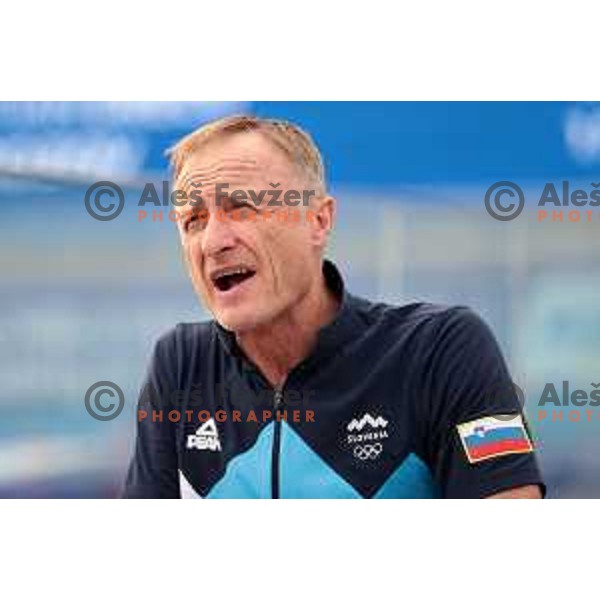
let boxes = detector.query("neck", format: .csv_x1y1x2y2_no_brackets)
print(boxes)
235,271,340,388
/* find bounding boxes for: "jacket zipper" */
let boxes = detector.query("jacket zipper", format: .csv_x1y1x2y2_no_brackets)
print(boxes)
271,388,284,499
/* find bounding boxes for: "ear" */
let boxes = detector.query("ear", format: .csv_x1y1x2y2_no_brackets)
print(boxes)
309,195,336,248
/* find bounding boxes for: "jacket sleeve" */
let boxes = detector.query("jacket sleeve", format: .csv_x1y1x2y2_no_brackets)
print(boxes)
122,329,180,499
423,307,545,499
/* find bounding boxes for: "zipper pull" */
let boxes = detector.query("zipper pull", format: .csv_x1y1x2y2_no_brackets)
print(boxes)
274,389,284,410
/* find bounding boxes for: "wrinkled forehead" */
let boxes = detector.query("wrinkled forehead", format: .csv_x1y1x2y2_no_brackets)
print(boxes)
175,131,302,193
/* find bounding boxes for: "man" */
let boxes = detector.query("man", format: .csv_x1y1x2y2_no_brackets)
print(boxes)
124,115,544,499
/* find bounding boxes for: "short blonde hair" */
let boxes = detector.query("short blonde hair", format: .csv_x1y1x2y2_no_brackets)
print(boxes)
166,114,326,194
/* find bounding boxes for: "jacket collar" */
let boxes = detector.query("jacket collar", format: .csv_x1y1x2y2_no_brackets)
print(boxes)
214,259,364,369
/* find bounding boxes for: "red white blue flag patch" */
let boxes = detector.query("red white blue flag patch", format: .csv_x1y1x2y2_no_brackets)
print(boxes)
457,414,533,464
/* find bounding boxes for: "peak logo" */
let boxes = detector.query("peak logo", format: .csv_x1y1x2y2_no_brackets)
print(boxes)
186,418,222,452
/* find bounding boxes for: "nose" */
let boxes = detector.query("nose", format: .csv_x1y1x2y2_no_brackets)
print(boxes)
202,210,238,258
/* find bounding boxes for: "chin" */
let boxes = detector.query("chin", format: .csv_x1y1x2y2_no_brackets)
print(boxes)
212,307,267,334
213,308,282,335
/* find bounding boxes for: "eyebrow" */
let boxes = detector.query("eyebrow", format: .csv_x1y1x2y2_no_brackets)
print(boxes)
177,196,207,220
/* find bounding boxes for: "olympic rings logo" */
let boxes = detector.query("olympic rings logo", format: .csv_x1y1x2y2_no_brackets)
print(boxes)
353,443,383,461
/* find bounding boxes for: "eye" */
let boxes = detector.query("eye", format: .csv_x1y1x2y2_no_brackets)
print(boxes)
184,213,203,232
231,200,254,211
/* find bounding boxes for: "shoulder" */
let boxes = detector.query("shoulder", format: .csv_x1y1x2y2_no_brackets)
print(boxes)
350,294,482,340
162,321,214,343
349,296,497,364
151,320,216,367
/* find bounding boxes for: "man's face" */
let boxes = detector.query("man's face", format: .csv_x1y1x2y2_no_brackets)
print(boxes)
175,131,333,333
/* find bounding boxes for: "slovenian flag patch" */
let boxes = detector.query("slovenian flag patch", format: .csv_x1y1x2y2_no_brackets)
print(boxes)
457,414,533,464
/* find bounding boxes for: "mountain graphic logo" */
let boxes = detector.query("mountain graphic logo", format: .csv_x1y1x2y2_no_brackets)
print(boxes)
347,413,388,432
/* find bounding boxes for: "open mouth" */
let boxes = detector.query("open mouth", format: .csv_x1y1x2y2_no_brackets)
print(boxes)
211,266,256,293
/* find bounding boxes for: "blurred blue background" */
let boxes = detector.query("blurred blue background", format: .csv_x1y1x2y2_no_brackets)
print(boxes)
1,101,599,498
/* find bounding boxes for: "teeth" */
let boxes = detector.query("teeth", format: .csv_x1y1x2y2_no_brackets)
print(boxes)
213,266,252,280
